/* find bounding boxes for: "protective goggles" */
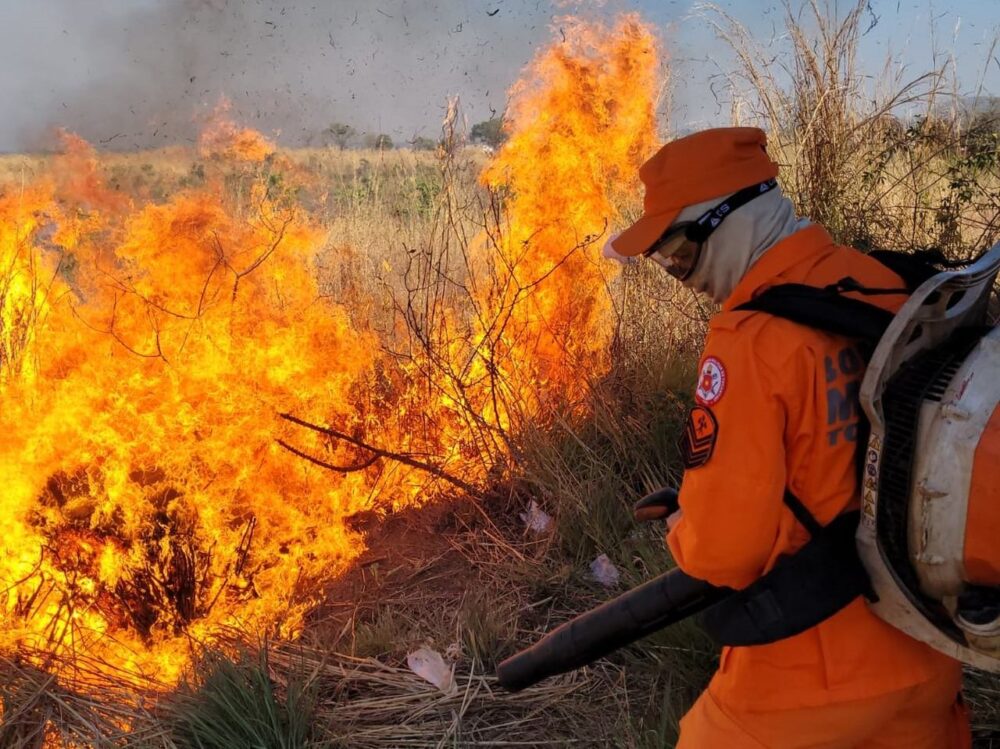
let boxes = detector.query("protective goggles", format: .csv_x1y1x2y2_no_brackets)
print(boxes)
644,178,778,280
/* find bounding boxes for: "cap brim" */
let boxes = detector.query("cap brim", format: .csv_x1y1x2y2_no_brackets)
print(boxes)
611,208,681,257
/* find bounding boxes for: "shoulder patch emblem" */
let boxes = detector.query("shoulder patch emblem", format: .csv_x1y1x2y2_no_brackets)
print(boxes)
681,405,718,469
695,356,727,406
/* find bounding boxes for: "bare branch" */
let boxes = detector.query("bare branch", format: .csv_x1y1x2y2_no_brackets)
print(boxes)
278,412,483,498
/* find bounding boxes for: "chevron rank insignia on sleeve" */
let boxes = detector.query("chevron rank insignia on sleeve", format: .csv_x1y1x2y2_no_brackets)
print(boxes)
681,405,718,469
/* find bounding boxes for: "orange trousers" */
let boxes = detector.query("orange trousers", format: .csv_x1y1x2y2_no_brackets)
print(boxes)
677,671,970,749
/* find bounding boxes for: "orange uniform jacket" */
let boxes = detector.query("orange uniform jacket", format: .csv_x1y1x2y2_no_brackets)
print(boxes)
667,224,960,711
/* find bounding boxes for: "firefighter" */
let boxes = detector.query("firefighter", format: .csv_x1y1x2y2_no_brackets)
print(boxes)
604,127,970,748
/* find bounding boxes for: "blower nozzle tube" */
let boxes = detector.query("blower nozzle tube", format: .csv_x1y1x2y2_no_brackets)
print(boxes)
496,567,724,691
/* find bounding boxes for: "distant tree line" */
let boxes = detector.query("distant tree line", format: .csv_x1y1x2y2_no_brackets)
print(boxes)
320,116,507,152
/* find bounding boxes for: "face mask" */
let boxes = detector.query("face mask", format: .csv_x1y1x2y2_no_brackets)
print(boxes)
642,179,777,282
662,184,810,303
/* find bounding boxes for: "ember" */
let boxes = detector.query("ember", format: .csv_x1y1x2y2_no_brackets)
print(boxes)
0,14,658,689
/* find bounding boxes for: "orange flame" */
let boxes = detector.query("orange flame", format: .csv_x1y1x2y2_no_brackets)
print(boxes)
199,101,277,162
480,14,659,400
0,15,659,689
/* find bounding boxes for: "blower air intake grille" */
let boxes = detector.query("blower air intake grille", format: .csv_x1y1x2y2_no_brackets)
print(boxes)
877,328,985,642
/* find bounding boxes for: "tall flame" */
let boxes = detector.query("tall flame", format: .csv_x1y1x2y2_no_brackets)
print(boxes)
0,14,659,687
480,14,658,401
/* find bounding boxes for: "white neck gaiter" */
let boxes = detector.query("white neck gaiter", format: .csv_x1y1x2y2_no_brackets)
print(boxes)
676,186,810,304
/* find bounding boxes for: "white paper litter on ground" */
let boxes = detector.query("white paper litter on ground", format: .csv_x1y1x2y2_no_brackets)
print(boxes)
590,553,620,588
406,647,456,694
444,641,462,662
519,500,553,533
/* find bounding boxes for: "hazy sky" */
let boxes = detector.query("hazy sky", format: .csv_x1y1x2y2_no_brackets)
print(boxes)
0,0,996,152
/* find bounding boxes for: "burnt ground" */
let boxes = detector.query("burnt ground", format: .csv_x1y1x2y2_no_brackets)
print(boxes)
302,486,549,666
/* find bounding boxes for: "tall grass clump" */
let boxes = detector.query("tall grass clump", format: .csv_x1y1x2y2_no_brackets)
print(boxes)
704,0,999,258
164,647,319,749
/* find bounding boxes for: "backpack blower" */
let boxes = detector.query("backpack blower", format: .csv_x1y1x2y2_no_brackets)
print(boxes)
497,242,1000,692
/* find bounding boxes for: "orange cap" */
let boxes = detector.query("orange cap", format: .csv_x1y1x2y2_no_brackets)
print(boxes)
612,127,780,257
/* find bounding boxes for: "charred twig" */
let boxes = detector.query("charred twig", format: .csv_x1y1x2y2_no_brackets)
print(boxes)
278,412,483,498
15,576,49,620
226,216,293,301
0,549,45,599
69,295,164,361
275,438,380,473
165,539,198,626
234,516,257,579
201,515,261,618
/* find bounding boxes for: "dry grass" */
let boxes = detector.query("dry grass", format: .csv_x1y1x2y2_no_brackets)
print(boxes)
703,0,1000,256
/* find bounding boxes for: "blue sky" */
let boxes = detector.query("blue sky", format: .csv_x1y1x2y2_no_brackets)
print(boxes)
0,0,995,151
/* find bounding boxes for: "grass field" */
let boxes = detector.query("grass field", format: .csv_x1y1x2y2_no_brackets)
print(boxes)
1,4,999,748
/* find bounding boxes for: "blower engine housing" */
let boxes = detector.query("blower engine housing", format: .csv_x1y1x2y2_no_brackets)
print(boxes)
859,243,1000,671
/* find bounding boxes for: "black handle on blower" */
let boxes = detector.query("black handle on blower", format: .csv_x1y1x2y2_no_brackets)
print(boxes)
496,567,726,691
632,486,680,522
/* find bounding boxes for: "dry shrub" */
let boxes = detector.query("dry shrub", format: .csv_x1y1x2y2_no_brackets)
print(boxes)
704,0,1000,257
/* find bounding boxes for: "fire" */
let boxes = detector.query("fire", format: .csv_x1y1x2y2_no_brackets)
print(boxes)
200,100,277,162
1,138,377,685
480,14,659,399
0,15,658,690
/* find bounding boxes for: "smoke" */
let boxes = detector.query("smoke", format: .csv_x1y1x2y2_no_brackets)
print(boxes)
0,0,566,151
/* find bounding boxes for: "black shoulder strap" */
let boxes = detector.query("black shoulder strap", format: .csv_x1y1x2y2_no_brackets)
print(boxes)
735,282,895,344
731,243,967,341
737,280,902,537
868,247,975,292
697,511,871,647
782,489,822,537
